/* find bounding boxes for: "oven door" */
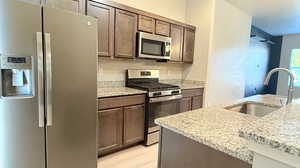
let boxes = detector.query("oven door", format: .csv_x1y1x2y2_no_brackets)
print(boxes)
138,32,171,60
147,95,182,133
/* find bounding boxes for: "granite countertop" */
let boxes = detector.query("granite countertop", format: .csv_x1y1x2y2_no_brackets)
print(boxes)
239,99,300,158
98,87,147,98
161,80,206,90
98,80,205,98
178,82,205,90
155,95,284,164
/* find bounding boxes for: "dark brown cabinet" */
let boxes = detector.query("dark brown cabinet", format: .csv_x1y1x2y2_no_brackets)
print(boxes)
192,95,203,110
86,0,196,63
138,15,155,33
170,24,184,62
115,9,138,59
98,94,145,155
180,88,204,113
180,97,192,112
183,28,196,63
87,2,115,57
155,20,170,37
98,108,123,155
123,105,145,146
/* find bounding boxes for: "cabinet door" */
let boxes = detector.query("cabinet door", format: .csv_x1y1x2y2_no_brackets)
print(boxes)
192,95,203,110
115,9,138,59
170,24,184,62
183,28,196,63
156,20,170,37
88,2,115,57
98,108,123,155
123,105,145,146
138,15,155,33
180,97,192,113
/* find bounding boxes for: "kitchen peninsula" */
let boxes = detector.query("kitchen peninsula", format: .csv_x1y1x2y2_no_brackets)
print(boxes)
155,95,300,168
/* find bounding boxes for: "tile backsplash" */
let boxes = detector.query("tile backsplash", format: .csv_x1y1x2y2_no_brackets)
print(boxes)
98,58,183,82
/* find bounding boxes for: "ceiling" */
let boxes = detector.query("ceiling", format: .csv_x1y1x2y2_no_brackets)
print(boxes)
226,0,300,36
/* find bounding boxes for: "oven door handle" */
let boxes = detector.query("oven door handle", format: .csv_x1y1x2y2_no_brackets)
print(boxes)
149,95,182,103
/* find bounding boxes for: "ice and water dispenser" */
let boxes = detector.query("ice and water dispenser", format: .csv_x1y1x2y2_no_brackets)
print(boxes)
0,54,34,98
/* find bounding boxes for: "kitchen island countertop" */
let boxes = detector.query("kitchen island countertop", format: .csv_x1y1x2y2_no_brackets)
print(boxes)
155,95,284,164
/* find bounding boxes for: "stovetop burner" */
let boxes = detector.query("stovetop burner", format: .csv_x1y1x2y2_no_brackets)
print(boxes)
126,69,181,97
128,82,179,92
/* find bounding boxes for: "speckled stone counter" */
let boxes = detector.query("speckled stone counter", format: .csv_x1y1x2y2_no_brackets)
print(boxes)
161,80,206,90
178,82,205,90
98,87,147,98
155,95,284,164
239,99,300,158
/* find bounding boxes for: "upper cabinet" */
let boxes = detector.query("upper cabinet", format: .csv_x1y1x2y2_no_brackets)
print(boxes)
170,24,184,62
138,15,155,33
183,28,196,63
87,2,115,57
86,0,196,63
115,9,138,59
155,20,170,37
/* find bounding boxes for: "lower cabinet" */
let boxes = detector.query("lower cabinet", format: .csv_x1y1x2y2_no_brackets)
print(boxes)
98,94,145,156
180,88,204,113
98,108,123,154
180,97,192,112
191,95,203,110
123,105,145,146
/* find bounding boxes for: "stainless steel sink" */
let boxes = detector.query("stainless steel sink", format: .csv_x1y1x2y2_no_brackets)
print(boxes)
224,102,281,117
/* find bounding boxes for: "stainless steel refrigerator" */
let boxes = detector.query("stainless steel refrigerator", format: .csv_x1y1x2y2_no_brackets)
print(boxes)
0,1,98,168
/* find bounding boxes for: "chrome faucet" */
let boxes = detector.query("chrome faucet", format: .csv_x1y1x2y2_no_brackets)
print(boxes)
264,68,295,105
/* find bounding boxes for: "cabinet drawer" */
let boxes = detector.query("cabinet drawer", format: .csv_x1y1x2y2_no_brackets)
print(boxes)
182,88,204,98
99,94,145,110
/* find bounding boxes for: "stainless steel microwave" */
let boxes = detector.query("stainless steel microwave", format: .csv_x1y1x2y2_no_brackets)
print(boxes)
138,32,172,60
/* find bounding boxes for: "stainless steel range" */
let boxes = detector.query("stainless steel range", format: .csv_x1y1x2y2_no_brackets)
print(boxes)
126,69,182,145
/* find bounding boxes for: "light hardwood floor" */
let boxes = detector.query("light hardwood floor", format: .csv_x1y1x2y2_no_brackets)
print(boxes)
98,144,159,168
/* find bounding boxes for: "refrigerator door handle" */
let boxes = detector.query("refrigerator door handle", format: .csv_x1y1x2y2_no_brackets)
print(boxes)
36,32,45,128
45,33,53,127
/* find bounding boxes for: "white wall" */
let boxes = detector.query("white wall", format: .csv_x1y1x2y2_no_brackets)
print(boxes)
205,0,252,106
112,0,187,22
277,34,300,98
182,0,214,82
98,59,183,81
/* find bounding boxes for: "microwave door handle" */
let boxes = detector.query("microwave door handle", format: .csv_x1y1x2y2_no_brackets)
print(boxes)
162,42,166,56
45,33,53,127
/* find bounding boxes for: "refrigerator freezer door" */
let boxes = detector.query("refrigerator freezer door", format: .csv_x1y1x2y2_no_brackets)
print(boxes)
43,7,98,168
0,1,46,168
